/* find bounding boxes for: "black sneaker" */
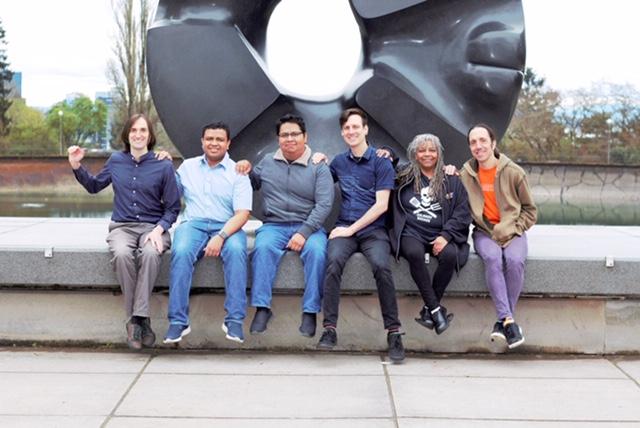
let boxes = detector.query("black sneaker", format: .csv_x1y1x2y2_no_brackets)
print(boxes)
139,317,156,347
504,322,525,349
387,331,405,363
250,307,273,334
415,306,454,330
430,307,449,335
316,327,337,349
126,320,143,350
490,321,506,342
299,312,317,338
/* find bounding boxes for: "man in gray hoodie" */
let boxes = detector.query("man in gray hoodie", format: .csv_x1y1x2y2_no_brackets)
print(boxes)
237,114,335,338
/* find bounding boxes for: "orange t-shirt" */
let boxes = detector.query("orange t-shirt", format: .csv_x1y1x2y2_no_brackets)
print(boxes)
478,166,500,224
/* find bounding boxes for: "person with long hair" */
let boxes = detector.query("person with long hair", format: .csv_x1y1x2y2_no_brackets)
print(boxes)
389,134,471,334
68,113,181,350
459,123,537,349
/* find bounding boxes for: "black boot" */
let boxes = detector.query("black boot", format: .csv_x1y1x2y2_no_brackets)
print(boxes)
415,305,454,330
431,307,449,335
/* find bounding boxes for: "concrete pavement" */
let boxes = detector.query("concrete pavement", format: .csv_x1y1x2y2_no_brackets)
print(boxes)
1,349,639,427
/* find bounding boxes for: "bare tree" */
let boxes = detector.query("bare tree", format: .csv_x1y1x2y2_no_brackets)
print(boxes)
107,0,154,148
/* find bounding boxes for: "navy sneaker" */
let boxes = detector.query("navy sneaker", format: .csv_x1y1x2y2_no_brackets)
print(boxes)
490,321,506,342
222,321,245,344
504,322,525,349
163,324,191,344
250,307,273,334
299,312,317,338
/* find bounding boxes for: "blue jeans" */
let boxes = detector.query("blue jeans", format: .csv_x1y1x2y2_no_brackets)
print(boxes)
168,219,248,326
251,223,327,313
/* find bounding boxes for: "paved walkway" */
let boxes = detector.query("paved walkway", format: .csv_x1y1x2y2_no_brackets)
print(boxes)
1,349,639,427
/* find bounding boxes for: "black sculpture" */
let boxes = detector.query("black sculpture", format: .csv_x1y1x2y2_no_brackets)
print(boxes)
147,0,525,167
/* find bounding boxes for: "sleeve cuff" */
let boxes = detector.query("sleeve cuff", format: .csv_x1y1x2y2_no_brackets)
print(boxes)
297,224,314,240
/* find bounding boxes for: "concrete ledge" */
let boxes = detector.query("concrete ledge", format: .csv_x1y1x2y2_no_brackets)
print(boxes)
1,218,639,296
1,218,640,353
1,291,639,354
2,249,640,298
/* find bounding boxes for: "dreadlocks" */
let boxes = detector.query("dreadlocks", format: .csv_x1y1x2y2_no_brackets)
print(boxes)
396,133,446,202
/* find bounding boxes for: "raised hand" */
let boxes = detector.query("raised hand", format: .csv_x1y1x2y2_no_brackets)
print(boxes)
67,146,86,169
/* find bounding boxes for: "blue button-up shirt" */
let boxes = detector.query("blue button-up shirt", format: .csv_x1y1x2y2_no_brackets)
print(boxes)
177,153,252,222
73,151,181,231
330,145,395,234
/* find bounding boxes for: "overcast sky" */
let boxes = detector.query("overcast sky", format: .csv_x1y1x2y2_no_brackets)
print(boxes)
1,0,639,108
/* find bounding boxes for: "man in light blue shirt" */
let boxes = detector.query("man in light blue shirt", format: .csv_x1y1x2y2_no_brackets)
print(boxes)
163,122,252,344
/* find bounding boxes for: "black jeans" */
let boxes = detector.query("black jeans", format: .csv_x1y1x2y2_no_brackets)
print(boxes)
322,228,401,330
399,235,457,310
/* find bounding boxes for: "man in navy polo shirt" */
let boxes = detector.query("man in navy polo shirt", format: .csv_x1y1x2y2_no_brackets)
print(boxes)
316,108,405,362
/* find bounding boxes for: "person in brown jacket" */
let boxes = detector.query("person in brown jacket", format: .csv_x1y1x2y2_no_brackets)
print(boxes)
459,123,537,349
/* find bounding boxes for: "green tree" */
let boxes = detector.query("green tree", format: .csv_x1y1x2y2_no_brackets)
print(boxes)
0,18,14,136
503,68,566,161
0,99,56,155
45,95,108,151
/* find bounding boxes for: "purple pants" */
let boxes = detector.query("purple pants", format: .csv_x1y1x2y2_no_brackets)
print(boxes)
473,229,528,320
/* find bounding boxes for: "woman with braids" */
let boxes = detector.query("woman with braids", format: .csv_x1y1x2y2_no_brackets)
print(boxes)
389,134,471,335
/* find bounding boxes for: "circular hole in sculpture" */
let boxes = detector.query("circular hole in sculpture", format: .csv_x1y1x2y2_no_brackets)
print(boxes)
266,0,363,101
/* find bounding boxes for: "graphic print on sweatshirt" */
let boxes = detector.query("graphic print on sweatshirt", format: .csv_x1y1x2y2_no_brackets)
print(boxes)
409,185,441,223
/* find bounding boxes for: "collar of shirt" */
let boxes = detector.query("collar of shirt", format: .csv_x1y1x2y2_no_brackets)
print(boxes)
348,144,374,162
273,146,312,166
198,153,230,170
128,151,155,163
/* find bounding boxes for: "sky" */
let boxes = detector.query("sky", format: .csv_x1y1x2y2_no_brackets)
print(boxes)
1,0,640,108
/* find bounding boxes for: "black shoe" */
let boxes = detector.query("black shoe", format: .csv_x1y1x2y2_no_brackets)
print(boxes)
504,322,525,349
415,305,454,330
431,307,449,335
490,321,506,342
387,331,405,363
126,320,142,350
299,312,317,338
139,317,156,347
316,327,337,349
250,307,273,334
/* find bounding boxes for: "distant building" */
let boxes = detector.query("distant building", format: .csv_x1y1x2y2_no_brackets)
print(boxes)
8,72,22,99
64,92,83,104
95,91,114,151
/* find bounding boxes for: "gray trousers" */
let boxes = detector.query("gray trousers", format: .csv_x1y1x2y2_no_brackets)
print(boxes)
106,222,172,318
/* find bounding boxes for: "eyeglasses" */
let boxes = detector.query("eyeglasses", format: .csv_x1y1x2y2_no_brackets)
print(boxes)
278,131,303,139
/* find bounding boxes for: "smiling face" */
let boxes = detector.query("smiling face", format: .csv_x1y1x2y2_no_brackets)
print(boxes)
201,128,230,166
128,117,150,154
468,126,497,166
340,113,369,150
278,121,307,161
415,140,439,174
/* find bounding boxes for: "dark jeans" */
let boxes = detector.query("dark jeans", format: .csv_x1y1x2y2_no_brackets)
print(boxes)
399,236,457,310
322,228,401,330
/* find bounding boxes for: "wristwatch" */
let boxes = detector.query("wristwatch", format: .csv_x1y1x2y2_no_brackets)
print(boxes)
217,230,228,240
